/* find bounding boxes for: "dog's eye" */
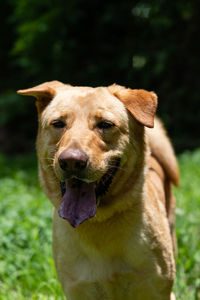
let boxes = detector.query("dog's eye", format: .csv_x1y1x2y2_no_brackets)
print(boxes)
97,121,115,130
51,120,65,128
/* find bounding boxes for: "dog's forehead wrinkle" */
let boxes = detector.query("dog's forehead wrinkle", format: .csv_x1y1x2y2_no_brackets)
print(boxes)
54,87,124,107
42,88,128,125
54,86,106,101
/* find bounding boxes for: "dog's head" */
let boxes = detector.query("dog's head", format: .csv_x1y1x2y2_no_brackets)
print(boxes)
18,81,157,227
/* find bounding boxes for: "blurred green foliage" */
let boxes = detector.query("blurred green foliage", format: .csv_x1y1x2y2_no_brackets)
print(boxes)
0,0,200,152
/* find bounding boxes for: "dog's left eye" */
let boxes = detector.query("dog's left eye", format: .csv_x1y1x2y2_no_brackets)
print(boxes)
51,120,65,128
97,120,115,129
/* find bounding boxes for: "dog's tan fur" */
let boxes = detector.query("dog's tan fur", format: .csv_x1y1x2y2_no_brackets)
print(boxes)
18,81,179,300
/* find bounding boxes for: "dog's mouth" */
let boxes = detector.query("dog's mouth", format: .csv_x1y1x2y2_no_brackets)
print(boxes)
58,158,120,227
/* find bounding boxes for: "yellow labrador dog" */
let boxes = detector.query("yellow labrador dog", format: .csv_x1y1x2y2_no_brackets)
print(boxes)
18,81,179,300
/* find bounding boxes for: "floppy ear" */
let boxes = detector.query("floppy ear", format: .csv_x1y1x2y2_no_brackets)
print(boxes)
17,80,66,113
108,84,158,128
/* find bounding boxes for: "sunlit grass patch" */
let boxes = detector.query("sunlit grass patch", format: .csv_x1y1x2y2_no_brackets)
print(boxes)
0,154,64,299
174,150,200,300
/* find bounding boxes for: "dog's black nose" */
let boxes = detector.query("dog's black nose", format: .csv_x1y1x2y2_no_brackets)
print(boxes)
58,149,89,171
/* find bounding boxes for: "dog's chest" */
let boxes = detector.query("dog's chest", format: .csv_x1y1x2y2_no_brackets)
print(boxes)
70,248,138,283
53,221,166,300
59,245,153,300
60,249,166,300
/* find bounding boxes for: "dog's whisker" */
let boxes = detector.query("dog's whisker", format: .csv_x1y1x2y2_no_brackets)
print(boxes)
44,163,54,169
41,158,54,161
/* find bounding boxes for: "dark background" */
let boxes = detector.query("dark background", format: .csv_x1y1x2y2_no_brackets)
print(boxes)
1,0,200,154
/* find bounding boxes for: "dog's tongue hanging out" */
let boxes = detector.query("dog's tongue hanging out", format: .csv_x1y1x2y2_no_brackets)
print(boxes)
58,180,97,227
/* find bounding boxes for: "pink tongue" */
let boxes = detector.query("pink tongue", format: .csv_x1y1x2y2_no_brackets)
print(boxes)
58,180,97,227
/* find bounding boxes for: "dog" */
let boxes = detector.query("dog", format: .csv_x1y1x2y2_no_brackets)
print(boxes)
18,81,179,300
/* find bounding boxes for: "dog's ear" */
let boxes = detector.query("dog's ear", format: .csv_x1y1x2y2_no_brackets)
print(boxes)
108,84,158,128
17,80,66,114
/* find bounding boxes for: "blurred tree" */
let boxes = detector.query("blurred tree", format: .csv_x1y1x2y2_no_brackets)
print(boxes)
0,1,15,92
0,0,200,152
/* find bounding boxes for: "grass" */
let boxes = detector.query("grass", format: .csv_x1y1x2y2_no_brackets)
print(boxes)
0,155,64,299
174,150,200,299
0,150,200,299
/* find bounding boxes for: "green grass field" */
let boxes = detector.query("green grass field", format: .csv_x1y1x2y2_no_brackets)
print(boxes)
0,150,200,299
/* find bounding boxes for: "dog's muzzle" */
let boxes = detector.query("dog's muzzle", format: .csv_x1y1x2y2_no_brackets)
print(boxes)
57,149,120,228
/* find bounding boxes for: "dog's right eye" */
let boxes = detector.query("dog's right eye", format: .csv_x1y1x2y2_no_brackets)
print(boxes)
97,120,115,130
51,120,66,128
